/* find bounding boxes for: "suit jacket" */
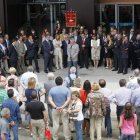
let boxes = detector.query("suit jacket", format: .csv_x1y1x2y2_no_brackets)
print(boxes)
121,42,129,58
25,40,35,58
113,39,122,54
3,40,11,57
74,35,82,49
15,41,26,57
42,40,54,56
81,37,90,51
0,45,4,59
67,43,79,62
9,44,18,62
62,40,69,55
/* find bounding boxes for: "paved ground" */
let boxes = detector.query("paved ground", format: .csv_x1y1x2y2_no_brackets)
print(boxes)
13,58,138,140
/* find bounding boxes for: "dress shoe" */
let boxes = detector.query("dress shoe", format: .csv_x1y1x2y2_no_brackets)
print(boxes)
123,72,127,75
117,71,122,74
49,69,55,72
44,70,48,73
80,66,84,69
112,69,117,71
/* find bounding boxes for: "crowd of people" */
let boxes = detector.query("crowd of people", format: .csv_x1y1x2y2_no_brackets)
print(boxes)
0,24,140,140
0,25,140,75
0,64,140,140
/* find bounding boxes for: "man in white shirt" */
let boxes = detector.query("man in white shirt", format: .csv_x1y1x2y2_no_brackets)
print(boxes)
127,69,140,90
20,66,39,90
99,79,112,137
109,79,131,137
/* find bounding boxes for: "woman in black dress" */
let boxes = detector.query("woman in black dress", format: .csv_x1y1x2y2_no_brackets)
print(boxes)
105,34,113,69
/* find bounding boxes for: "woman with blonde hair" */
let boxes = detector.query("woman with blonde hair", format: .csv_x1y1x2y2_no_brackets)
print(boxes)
25,77,37,136
68,91,84,140
85,83,106,140
53,34,63,70
7,67,20,91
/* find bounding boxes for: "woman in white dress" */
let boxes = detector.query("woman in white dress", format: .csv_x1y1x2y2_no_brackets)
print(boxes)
91,35,101,68
53,34,63,69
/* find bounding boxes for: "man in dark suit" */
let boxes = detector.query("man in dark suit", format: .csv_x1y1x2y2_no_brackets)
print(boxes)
128,28,136,69
119,36,129,74
62,34,69,68
80,33,90,69
73,30,82,66
112,33,122,71
133,34,140,70
25,35,39,73
4,34,11,67
8,39,18,69
42,32,54,73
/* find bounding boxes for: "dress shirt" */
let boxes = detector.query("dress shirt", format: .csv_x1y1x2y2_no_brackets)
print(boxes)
127,77,140,90
131,87,140,107
99,87,112,107
20,71,39,89
2,98,21,122
109,87,131,106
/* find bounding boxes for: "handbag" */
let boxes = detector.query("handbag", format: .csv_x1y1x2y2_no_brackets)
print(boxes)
69,101,78,121
45,128,52,140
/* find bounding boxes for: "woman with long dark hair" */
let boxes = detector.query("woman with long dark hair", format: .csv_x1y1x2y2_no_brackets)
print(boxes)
80,80,91,137
119,102,137,140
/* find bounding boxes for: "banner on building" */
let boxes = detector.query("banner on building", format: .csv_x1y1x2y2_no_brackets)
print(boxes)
65,11,76,27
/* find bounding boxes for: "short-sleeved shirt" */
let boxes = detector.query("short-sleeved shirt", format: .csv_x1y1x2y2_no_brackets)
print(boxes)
48,86,71,107
26,100,45,120
0,88,8,105
121,114,137,135
25,89,37,105
0,118,9,135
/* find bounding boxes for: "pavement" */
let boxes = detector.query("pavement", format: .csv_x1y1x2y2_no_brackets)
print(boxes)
12,58,138,140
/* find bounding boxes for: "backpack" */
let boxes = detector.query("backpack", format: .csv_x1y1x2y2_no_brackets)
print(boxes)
68,75,74,87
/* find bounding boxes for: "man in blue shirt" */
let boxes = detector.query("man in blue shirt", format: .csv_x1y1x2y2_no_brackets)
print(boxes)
48,76,72,140
2,89,22,140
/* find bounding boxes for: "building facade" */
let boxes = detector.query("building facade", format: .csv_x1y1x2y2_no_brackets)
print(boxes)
67,0,140,32
0,0,140,36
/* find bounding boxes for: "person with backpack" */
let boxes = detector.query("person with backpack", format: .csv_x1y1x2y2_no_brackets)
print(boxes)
85,83,106,140
119,102,138,140
64,66,77,88
80,80,91,137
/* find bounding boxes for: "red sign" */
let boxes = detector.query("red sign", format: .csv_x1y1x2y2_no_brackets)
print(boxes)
65,11,76,27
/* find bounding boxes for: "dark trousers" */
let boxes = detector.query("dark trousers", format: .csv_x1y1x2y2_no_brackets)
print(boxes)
44,54,53,71
80,49,88,68
128,49,137,69
113,53,120,70
117,106,124,136
63,54,67,68
118,58,128,73
137,58,140,70
10,61,17,69
28,57,39,71
122,58,128,73
105,106,112,137
99,47,105,66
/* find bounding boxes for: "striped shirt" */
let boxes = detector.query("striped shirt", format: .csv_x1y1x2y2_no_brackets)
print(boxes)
0,88,8,105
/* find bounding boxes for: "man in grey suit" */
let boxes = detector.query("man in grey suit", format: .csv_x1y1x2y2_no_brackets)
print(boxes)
67,37,79,76
15,35,26,75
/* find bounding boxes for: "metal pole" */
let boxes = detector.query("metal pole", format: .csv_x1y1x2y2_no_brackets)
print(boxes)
53,5,56,23
50,4,53,35
27,4,30,24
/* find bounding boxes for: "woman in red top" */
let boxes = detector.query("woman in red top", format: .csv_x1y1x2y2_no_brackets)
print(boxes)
80,80,91,137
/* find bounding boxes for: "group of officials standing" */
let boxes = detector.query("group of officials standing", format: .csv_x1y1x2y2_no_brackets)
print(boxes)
0,25,140,75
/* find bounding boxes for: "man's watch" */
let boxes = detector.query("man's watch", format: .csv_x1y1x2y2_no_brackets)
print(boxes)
54,107,57,109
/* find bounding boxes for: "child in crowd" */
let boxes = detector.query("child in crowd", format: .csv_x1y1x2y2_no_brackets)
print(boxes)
119,102,138,140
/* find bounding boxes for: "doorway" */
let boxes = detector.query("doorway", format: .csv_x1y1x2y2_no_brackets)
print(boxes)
117,5,134,32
